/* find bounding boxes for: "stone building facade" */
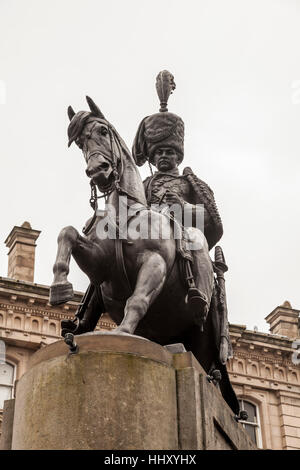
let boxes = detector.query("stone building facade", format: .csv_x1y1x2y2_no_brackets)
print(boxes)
0,222,299,450
227,310,300,450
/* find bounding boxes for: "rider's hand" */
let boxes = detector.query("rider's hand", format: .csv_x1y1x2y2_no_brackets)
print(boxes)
164,190,184,208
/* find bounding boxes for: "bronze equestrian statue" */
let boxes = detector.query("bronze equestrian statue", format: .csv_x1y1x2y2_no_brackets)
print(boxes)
49,71,240,416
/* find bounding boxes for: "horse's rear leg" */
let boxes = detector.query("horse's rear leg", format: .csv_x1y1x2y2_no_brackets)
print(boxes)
49,226,79,305
114,251,167,335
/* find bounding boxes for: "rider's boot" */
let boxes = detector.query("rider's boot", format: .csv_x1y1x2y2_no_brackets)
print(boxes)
184,259,209,329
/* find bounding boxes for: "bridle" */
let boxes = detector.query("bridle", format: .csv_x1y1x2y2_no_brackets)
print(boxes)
82,119,147,235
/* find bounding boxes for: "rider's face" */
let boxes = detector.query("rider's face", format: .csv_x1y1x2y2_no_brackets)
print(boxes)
153,147,179,172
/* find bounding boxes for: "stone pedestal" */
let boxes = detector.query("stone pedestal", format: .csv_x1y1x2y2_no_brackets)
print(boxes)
0,399,15,450
1,334,256,450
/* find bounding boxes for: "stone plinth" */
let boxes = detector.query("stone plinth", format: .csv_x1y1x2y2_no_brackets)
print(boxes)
3,334,256,450
11,334,177,450
0,399,15,450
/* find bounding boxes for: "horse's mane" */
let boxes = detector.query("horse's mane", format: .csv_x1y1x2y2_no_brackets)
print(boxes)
67,111,131,158
68,111,147,205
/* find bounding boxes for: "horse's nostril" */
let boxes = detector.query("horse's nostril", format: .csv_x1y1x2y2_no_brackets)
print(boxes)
86,167,97,177
86,161,110,178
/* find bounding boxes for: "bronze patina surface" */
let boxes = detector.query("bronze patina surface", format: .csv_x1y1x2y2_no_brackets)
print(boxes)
49,71,239,415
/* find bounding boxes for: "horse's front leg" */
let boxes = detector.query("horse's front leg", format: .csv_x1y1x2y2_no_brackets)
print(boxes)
49,226,80,305
114,251,167,335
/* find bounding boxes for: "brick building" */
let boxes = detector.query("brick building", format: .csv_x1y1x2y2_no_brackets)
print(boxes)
0,222,299,449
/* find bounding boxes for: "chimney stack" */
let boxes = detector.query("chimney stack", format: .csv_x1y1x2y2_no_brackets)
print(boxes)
265,301,299,339
4,222,41,283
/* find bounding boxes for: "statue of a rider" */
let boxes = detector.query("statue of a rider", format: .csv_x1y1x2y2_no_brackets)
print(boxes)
58,71,239,415
132,70,223,329
61,71,231,371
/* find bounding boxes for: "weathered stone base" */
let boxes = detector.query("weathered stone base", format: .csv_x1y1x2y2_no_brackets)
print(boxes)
0,399,15,450
1,334,256,450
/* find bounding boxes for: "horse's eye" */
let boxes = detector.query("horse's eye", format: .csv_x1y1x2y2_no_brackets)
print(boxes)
101,128,108,136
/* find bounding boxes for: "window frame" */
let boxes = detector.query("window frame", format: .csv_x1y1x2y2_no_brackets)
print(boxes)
238,398,262,448
0,360,15,410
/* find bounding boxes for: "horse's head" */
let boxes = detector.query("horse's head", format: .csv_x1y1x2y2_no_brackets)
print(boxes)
67,96,117,192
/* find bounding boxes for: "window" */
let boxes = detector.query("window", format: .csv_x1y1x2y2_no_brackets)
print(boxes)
0,362,14,409
32,320,39,332
49,323,57,334
238,399,262,447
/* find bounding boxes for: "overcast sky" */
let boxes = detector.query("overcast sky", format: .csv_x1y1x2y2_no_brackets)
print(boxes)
0,0,300,333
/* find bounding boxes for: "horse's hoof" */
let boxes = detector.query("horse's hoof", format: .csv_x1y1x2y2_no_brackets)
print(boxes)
61,319,92,337
49,282,74,306
62,328,75,338
61,319,77,330
61,319,78,335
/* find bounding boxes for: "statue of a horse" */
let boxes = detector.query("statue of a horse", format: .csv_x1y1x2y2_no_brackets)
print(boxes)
49,96,239,415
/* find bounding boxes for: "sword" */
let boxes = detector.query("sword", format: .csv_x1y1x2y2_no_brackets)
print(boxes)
214,246,231,365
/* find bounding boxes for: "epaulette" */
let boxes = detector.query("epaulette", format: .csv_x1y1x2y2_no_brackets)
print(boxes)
183,167,214,195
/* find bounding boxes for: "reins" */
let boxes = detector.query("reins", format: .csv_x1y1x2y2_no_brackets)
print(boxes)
82,126,147,235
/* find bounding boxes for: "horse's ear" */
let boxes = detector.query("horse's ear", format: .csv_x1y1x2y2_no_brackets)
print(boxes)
67,105,76,121
86,96,105,119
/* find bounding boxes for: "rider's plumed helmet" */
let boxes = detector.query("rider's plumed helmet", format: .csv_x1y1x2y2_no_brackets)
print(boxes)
132,71,184,166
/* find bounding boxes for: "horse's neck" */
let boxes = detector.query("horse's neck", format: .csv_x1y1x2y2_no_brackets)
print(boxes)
108,154,147,213
121,159,147,206
103,127,147,219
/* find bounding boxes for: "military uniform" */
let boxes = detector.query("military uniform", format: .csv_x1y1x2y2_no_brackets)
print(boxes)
143,167,223,250
145,170,190,205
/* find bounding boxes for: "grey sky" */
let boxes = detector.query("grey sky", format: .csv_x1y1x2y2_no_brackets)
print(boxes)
0,0,300,332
